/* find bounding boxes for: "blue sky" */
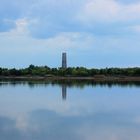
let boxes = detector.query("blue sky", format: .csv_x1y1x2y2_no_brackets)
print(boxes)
0,0,140,68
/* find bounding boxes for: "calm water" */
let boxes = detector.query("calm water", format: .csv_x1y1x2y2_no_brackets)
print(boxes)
0,81,140,140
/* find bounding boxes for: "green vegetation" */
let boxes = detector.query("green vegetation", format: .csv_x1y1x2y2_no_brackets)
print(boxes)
0,65,140,77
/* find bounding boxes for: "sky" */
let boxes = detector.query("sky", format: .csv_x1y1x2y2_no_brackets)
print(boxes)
0,0,140,68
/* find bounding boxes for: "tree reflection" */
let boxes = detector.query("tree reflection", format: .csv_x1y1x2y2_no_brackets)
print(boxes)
0,79,140,88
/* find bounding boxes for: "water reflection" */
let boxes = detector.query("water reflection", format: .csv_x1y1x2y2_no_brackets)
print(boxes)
0,80,140,88
0,108,140,140
0,81,140,140
62,85,67,100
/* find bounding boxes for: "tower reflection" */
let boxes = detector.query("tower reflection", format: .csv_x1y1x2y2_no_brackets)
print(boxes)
62,85,67,100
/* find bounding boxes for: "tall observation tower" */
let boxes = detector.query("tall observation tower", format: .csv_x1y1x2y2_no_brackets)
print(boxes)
62,52,67,68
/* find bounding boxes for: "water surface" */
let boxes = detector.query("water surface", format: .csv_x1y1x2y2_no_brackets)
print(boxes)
0,81,140,140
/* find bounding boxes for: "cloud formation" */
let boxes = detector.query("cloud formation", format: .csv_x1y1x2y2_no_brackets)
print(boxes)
1,0,140,38
0,0,140,67
78,0,140,23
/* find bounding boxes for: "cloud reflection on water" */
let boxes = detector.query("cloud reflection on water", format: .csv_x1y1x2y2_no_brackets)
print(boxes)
0,109,140,140
0,82,140,140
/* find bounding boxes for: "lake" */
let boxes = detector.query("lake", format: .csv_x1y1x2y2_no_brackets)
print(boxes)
0,80,140,140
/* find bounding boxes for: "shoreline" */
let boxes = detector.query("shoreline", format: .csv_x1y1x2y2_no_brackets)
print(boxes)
0,76,140,82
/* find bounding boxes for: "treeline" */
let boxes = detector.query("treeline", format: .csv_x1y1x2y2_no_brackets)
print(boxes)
0,64,140,77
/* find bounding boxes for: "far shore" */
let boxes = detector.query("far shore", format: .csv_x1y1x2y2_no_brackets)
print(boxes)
1,76,140,82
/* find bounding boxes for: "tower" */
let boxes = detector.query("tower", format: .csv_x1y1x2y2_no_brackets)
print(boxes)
62,52,67,68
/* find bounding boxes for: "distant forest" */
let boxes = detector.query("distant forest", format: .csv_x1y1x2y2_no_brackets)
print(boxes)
0,65,140,77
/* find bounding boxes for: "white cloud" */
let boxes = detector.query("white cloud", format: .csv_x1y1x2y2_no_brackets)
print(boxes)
80,0,120,22
77,0,140,24
10,18,30,36
0,24,94,54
